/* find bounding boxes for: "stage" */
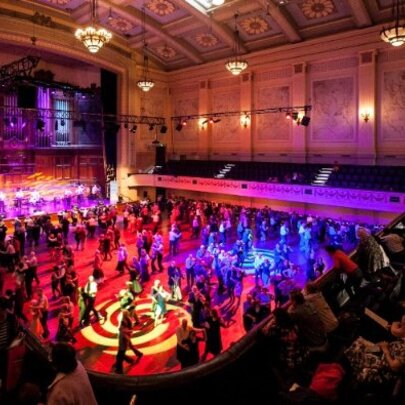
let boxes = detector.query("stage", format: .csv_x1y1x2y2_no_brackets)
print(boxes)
0,173,107,220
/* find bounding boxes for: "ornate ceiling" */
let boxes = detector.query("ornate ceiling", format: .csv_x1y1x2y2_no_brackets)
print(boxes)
1,0,399,70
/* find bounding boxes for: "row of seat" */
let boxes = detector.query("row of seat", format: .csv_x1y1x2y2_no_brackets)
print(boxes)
160,160,405,192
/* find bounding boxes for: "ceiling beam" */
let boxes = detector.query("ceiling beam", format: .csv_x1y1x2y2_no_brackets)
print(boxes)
260,0,301,43
347,0,372,27
172,0,247,53
98,0,203,64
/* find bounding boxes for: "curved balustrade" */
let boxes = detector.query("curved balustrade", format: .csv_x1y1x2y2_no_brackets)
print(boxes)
128,174,405,213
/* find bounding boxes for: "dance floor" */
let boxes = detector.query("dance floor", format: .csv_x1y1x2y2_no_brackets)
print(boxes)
2,213,338,376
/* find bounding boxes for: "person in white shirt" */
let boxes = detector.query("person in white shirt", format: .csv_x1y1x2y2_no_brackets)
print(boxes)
91,184,101,198
254,252,265,286
29,191,40,204
47,343,97,405
15,189,24,208
81,276,103,326
0,191,5,211
280,221,289,245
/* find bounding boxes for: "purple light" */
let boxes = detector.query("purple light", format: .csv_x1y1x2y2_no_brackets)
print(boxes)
21,122,27,129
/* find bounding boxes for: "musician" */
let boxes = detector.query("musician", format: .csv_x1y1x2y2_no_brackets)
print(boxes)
167,261,183,302
64,189,73,208
76,184,85,204
15,189,24,208
151,280,169,327
0,191,5,212
91,183,101,199
29,191,41,205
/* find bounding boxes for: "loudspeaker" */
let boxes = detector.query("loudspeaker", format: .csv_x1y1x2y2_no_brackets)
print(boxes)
160,125,167,134
155,145,166,166
301,116,311,126
17,86,37,108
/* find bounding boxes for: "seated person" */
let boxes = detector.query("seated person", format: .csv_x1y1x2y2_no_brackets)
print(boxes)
264,308,308,370
354,227,388,277
379,232,405,262
344,315,405,387
288,289,327,349
303,282,339,334
243,300,270,332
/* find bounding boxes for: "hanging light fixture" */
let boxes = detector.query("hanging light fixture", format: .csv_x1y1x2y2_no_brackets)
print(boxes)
225,13,248,76
137,4,155,92
381,0,405,47
75,0,112,53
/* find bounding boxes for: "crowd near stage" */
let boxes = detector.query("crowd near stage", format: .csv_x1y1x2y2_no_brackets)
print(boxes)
0,191,369,377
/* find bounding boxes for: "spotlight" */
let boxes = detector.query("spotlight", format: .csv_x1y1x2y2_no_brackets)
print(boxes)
130,125,137,133
160,125,168,134
61,119,65,127
21,121,27,129
11,116,17,127
176,123,183,131
36,119,45,131
300,116,311,126
182,120,187,126
149,124,155,131
286,113,291,120
209,117,214,124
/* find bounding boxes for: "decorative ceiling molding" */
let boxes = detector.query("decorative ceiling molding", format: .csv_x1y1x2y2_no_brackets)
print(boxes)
98,0,203,63
259,0,301,43
346,0,372,27
171,0,247,52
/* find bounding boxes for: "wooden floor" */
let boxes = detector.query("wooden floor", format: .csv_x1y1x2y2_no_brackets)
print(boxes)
2,212,348,376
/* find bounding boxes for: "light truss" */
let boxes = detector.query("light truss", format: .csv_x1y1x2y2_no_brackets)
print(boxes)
0,105,166,126
0,56,41,85
171,105,312,122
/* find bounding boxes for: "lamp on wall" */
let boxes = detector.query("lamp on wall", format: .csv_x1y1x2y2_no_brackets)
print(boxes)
75,0,112,53
241,113,250,128
360,111,371,123
225,14,248,76
381,0,405,47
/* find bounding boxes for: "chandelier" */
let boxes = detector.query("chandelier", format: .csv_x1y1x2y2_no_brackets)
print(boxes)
225,14,248,75
381,0,405,47
75,0,112,53
137,4,155,92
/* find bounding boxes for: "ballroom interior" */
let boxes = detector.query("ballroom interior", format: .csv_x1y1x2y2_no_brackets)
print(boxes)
1,1,405,405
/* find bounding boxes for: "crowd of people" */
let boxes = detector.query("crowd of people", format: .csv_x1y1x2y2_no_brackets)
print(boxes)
1,195,404,403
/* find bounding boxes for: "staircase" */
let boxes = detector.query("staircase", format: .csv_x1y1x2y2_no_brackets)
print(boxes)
214,163,236,178
312,167,333,186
